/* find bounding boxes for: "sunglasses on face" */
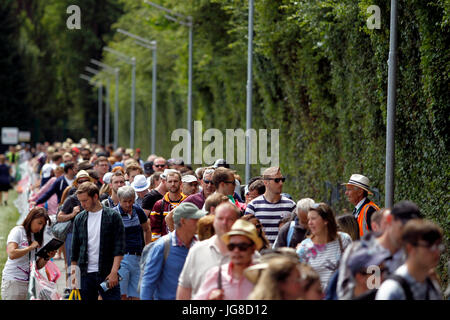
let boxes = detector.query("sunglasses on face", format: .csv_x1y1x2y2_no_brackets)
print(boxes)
154,164,166,168
224,180,236,185
227,242,253,251
265,177,286,183
203,179,213,185
416,242,445,252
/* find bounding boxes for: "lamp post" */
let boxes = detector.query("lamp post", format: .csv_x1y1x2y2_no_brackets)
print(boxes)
80,74,103,145
90,59,120,150
104,47,136,149
245,0,254,184
144,0,193,164
117,28,158,155
385,0,399,208
86,66,111,146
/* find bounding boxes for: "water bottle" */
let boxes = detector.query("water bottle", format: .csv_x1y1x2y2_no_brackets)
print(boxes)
100,275,122,292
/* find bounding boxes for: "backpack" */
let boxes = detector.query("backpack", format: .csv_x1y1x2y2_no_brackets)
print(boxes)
353,274,416,300
137,233,171,294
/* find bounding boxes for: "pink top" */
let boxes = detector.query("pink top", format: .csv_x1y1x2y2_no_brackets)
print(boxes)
30,177,59,215
193,262,254,300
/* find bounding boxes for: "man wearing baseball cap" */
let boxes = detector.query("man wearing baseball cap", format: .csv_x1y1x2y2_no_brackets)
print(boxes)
181,174,199,196
140,202,204,300
342,174,380,237
337,200,423,300
193,219,261,300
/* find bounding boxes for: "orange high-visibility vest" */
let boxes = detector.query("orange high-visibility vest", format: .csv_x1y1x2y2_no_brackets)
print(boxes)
357,201,380,237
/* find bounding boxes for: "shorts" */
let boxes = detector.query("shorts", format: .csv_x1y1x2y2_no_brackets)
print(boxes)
1,279,28,300
118,254,141,298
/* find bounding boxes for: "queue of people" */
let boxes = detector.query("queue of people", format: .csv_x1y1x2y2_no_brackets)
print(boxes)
0,138,447,301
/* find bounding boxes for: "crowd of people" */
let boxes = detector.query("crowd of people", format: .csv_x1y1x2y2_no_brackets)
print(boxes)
0,138,447,300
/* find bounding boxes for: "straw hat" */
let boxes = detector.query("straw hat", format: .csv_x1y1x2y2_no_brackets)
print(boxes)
222,219,263,250
341,174,373,195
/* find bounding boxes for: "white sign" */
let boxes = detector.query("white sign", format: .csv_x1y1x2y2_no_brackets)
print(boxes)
19,131,31,142
1,127,19,145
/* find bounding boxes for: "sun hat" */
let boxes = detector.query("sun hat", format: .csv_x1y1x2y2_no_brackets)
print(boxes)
131,174,150,192
341,174,373,195
173,202,205,225
161,169,179,180
182,174,198,183
41,163,55,178
222,219,263,250
74,170,93,186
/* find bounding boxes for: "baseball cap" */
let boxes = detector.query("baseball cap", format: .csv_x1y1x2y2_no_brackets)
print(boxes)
41,163,55,178
103,172,113,184
347,250,391,276
213,158,229,168
182,175,198,183
391,200,423,223
143,161,153,175
161,169,179,180
173,202,205,225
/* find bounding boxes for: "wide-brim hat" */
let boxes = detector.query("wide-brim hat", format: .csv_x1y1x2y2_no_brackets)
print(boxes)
341,174,373,195
222,219,263,250
243,263,268,284
74,170,94,186
131,174,150,192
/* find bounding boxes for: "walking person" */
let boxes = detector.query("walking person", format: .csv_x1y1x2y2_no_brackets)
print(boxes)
114,186,151,300
70,182,125,301
0,154,13,206
1,207,55,300
376,219,444,300
296,203,352,291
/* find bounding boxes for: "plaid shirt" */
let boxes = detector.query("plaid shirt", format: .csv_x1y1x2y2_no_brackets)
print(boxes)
71,205,126,277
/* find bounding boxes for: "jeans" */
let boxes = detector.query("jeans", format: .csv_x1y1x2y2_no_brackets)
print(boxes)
80,272,121,301
65,232,73,267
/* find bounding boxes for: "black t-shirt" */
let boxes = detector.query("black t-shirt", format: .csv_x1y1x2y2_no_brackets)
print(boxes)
141,189,163,212
60,193,81,221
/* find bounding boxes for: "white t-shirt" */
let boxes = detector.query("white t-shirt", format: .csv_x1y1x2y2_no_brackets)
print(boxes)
87,209,103,273
2,226,36,282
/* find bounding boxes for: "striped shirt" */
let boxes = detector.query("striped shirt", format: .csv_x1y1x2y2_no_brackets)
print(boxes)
297,232,352,290
244,195,296,244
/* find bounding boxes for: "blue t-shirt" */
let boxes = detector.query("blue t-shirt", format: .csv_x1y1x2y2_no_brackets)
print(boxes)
114,204,148,253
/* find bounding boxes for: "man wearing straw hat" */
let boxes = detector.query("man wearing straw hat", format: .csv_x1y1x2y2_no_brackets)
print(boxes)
342,174,380,237
193,219,261,300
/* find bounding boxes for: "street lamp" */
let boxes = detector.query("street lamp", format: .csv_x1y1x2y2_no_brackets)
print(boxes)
85,66,111,146
245,0,254,184
144,0,193,164
116,28,158,155
80,74,103,145
104,47,136,150
90,59,120,150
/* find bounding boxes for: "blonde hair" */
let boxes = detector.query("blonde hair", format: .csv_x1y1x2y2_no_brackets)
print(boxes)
248,256,300,300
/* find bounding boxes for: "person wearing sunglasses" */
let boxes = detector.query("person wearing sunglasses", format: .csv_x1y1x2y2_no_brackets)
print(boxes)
193,219,262,300
244,167,296,246
211,167,246,213
183,168,216,210
376,219,444,300
152,157,168,173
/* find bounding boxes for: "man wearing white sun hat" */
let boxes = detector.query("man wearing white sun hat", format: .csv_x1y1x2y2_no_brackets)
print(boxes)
131,174,150,208
342,174,380,237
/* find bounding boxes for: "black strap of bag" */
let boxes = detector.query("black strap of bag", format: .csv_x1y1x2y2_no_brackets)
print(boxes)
388,274,414,300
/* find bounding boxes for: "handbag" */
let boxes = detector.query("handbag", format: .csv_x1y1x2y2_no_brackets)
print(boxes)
51,220,73,241
68,289,82,300
28,261,62,300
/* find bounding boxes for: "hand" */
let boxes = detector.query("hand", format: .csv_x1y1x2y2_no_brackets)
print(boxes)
207,288,224,300
106,272,120,288
47,250,57,259
72,206,81,216
29,241,40,250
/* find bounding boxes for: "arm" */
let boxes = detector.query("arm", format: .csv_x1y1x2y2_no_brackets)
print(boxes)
165,209,175,232
140,241,165,300
176,286,192,300
35,178,58,205
57,205,81,222
142,221,152,245
6,241,39,260
105,255,123,288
